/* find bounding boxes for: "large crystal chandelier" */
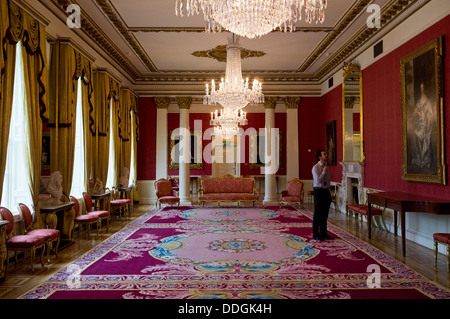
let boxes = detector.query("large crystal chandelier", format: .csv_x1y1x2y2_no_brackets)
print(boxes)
175,0,328,39
204,34,263,139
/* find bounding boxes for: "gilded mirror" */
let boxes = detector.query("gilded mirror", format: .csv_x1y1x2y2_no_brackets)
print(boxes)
342,63,364,162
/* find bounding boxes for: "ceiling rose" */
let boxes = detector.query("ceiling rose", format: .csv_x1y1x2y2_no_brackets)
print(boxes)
175,0,328,39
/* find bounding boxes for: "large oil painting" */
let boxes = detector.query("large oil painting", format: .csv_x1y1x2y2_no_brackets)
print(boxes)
400,36,446,185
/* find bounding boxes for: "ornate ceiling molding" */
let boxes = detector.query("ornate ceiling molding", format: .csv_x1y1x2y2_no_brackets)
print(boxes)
192,45,265,63
51,0,429,87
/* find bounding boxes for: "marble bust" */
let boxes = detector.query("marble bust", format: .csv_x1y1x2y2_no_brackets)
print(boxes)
47,171,63,204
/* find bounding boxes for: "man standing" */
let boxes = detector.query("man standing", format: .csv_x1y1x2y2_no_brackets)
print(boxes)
312,149,334,241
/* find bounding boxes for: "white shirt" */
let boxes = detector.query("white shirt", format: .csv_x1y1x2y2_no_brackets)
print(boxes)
312,161,330,189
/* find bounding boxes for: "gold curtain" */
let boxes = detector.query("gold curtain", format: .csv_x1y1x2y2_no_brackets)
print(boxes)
93,71,120,187
14,4,49,227
48,40,78,196
0,0,15,202
119,89,132,172
78,54,95,193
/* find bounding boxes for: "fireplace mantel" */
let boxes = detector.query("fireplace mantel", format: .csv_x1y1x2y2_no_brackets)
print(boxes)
340,162,365,207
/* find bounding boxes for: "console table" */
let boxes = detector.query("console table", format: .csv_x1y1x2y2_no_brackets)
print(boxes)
367,191,450,256
39,201,75,244
89,192,111,211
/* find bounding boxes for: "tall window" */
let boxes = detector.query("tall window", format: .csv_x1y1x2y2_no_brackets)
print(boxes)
1,44,33,213
70,79,85,198
106,99,115,188
129,110,136,187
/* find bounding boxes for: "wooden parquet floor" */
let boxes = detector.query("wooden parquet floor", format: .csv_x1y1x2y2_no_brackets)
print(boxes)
0,201,448,299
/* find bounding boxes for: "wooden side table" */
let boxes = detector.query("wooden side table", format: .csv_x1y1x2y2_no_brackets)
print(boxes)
0,220,9,281
89,192,111,211
39,201,75,244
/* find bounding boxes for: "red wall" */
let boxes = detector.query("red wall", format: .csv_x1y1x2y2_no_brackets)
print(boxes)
167,112,287,177
137,97,157,180
298,89,342,183
363,15,450,198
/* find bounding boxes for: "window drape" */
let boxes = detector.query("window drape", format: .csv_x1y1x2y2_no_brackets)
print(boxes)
48,40,94,198
94,70,120,187
1,1,49,228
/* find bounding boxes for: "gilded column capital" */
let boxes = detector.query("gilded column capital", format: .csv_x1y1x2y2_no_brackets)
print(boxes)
176,96,193,109
264,96,278,109
154,97,170,109
284,97,301,109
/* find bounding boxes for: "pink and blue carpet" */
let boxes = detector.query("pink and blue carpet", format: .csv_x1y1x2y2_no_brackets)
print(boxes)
21,205,450,299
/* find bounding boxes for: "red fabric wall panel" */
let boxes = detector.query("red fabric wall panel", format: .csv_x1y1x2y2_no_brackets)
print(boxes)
364,15,450,198
137,97,156,180
298,89,342,182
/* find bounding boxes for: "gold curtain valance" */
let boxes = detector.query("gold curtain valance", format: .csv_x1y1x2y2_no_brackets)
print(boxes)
6,1,48,123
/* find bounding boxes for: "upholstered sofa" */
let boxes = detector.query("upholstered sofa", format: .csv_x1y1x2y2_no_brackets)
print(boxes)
198,176,259,207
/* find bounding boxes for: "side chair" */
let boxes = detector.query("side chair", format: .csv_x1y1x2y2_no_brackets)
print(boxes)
70,196,99,239
17,203,60,264
0,207,46,271
82,192,111,232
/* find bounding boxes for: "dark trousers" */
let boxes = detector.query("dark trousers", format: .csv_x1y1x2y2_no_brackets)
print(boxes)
313,187,332,237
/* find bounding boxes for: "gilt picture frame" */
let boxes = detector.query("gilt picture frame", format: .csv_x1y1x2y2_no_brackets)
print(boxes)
400,36,446,185
325,120,337,166
169,130,203,170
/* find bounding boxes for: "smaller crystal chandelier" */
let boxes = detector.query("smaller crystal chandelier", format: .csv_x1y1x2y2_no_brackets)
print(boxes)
175,0,328,39
204,34,263,139
210,108,248,139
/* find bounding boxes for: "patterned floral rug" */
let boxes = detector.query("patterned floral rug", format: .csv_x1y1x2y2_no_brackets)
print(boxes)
21,205,450,299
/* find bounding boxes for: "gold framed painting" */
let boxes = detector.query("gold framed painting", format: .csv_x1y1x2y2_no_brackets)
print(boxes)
169,130,203,170
400,36,446,185
249,130,283,170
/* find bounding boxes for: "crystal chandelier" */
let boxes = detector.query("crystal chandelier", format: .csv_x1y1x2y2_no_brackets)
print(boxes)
175,0,328,39
204,34,263,139
210,108,248,139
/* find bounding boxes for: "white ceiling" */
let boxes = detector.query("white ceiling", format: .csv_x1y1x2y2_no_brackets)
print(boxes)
42,0,426,96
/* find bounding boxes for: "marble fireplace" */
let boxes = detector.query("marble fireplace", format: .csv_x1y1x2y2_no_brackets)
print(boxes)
339,162,365,210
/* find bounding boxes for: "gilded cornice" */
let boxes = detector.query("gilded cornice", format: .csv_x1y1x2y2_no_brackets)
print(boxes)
176,97,193,109
154,97,170,109
284,97,301,109
51,0,426,85
264,97,278,109
312,0,429,79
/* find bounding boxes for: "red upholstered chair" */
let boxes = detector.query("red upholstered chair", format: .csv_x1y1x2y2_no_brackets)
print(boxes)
168,177,179,192
70,196,99,239
433,233,450,267
279,179,304,207
17,203,60,263
0,207,46,271
82,192,111,232
155,178,180,208
109,187,131,220
346,189,387,230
